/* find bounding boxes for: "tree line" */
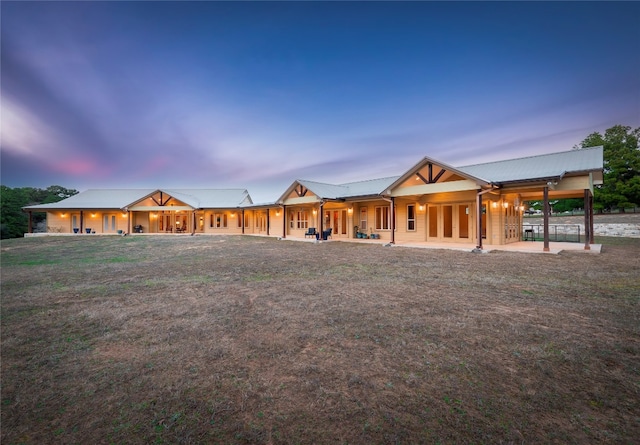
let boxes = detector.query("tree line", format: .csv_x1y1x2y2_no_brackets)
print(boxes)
1,185,78,239
1,125,638,239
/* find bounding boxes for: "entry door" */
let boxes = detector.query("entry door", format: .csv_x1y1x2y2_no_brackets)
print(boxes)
428,204,473,242
327,210,348,237
103,214,117,233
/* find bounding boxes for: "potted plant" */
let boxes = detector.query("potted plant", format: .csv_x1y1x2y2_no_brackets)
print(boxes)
73,228,79,234
85,228,91,234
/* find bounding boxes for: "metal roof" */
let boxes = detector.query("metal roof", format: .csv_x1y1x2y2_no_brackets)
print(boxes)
457,146,604,184
23,189,156,210
293,176,400,200
23,188,251,211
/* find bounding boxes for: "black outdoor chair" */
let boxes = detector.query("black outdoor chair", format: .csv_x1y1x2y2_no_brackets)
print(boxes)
322,227,332,240
133,225,144,233
305,227,317,238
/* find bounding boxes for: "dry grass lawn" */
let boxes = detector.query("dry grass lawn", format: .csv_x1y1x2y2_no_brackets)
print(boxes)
1,235,639,444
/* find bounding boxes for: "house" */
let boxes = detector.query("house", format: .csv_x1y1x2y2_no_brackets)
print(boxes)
24,189,253,235
276,146,603,251
24,146,603,251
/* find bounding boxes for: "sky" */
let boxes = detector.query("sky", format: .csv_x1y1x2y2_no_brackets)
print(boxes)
1,1,639,203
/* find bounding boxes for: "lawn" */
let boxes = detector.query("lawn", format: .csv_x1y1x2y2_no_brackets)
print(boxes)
1,235,639,444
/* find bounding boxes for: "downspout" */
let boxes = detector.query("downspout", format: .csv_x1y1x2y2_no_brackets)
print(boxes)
390,197,395,244
241,209,245,234
381,196,395,244
475,187,498,251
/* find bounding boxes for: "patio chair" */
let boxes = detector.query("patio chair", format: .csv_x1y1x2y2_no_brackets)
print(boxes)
322,227,332,240
305,227,317,238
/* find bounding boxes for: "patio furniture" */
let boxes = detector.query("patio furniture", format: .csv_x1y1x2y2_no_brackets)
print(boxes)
322,227,332,240
524,228,535,241
305,227,317,238
133,225,144,233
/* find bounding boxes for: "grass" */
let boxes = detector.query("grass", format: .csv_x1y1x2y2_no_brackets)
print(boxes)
1,234,639,444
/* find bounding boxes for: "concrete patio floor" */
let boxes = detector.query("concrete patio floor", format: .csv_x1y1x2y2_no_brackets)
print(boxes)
285,236,601,254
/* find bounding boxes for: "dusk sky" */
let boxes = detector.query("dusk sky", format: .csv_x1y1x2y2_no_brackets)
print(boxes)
1,2,638,203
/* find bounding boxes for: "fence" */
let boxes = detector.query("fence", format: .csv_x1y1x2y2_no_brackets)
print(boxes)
522,224,582,243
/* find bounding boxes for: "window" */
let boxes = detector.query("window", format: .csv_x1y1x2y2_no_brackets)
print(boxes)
296,211,309,229
237,214,242,228
375,206,390,230
244,213,250,229
407,204,416,231
360,207,367,230
289,211,295,229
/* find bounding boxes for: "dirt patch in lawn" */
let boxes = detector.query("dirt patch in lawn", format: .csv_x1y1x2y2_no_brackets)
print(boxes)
1,235,639,444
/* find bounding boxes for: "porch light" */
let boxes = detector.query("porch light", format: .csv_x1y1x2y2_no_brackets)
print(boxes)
91,213,96,217
61,213,66,217
502,202,509,209
312,209,317,215
122,213,128,217
230,212,235,218
348,207,353,214
418,204,425,212
275,210,280,216
519,205,525,212
491,202,498,209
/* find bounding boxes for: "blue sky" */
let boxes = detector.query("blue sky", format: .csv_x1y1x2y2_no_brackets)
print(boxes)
1,1,638,203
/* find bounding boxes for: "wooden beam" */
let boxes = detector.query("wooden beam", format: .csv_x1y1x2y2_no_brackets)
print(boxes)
390,197,395,244
584,189,591,250
432,169,446,183
543,186,550,252
416,171,429,185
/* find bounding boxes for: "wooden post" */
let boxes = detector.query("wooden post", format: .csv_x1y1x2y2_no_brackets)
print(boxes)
27,211,33,233
589,193,595,244
241,209,245,234
584,189,591,250
320,203,324,236
543,186,550,252
266,209,270,236
282,205,286,239
476,193,483,250
80,211,84,234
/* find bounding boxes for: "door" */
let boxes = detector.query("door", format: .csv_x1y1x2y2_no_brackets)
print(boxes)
326,210,348,237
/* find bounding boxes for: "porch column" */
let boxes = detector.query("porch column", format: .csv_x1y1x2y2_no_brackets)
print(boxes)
128,211,132,234
390,197,395,244
543,186,550,252
282,205,287,239
28,211,33,233
80,211,84,234
476,193,483,250
192,211,196,235
584,189,591,250
266,209,270,236
320,203,324,235
241,209,245,234
589,192,595,244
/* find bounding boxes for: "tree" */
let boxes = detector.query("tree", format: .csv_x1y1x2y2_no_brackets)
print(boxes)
578,125,640,212
0,185,78,239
